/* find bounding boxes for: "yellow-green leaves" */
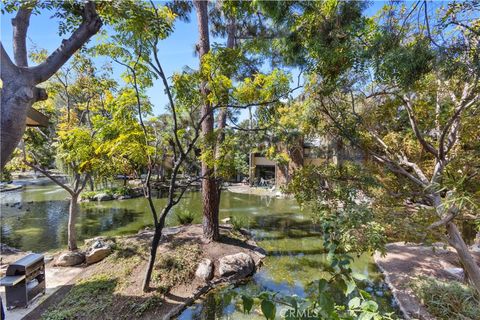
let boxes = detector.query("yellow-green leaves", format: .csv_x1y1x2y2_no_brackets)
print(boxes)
234,69,291,104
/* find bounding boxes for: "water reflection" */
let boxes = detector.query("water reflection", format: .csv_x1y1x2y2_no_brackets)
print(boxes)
0,182,397,318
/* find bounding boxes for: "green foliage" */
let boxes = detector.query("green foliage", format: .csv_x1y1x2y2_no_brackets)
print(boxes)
80,191,97,201
411,277,480,320
286,163,387,255
255,0,368,88
230,215,250,231
80,187,134,200
41,274,117,320
236,256,395,320
174,209,196,225
0,168,12,182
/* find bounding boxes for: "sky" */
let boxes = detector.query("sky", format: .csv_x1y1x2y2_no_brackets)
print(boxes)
1,7,201,115
1,1,388,116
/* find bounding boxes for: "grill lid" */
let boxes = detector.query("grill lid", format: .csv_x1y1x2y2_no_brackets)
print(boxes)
8,253,43,268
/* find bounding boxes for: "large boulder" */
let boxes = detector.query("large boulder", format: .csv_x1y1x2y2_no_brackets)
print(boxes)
195,259,214,281
218,253,255,278
85,239,112,265
444,267,464,281
93,193,113,201
55,251,85,267
86,247,111,265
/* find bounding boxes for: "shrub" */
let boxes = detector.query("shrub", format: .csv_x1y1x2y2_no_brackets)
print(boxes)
80,191,97,201
175,209,196,225
230,216,250,231
411,276,480,320
0,169,12,182
80,187,133,200
114,186,133,196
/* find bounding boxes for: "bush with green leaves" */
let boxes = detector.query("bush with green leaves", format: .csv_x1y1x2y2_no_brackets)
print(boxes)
233,162,395,319
80,187,134,200
174,209,196,225
235,253,396,320
80,191,97,201
285,163,387,255
412,277,479,320
230,215,251,231
0,169,12,183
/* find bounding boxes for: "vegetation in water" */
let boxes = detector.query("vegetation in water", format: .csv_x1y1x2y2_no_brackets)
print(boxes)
175,209,197,225
230,215,251,231
1,0,479,317
80,187,136,201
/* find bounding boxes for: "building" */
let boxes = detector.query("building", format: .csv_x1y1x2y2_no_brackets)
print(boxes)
249,136,363,187
26,107,49,127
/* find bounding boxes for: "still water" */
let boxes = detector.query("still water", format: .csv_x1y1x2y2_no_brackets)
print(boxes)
0,181,397,318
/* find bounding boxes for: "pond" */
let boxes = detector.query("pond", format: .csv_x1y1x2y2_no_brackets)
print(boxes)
0,180,398,318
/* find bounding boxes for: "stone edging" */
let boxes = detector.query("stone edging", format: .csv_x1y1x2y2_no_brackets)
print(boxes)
164,228,265,320
163,274,254,320
373,251,435,320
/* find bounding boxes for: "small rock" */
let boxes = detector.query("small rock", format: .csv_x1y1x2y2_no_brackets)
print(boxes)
195,259,214,281
444,267,464,280
221,217,231,224
253,246,267,259
83,237,114,249
93,193,113,201
86,246,111,265
55,251,85,267
218,253,255,278
470,244,480,253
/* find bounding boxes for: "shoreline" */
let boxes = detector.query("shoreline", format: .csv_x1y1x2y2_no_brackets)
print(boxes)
374,242,480,320
226,184,288,198
10,224,265,320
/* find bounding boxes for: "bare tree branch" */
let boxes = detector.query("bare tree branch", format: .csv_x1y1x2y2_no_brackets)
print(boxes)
30,2,102,83
24,160,74,195
438,83,477,160
403,95,438,157
0,42,17,78
11,6,32,67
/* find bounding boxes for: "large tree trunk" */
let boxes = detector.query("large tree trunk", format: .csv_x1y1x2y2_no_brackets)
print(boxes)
68,193,79,251
0,82,36,169
213,17,236,206
194,0,219,241
446,222,480,295
0,2,101,170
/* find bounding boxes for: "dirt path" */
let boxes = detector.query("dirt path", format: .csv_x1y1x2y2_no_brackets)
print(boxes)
374,242,480,320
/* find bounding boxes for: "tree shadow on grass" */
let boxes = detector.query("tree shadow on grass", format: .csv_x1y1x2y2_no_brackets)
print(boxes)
24,275,192,320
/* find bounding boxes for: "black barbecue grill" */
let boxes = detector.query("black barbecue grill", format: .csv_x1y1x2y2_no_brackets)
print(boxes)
0,253,46,309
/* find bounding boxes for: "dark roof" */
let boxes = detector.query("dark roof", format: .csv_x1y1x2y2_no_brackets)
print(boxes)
26,107,49,127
